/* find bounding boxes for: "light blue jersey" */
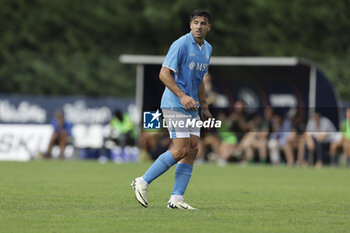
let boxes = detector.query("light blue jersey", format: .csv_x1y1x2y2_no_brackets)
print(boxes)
161,32,212,116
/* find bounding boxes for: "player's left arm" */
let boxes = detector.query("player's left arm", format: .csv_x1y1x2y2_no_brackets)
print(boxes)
198,81,212,121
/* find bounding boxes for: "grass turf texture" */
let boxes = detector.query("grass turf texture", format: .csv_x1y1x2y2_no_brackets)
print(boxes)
0,161,349,233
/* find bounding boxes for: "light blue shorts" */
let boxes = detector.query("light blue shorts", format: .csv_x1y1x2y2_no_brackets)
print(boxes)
162,108,201,139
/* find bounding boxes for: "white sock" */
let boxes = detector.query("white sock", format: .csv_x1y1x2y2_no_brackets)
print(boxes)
170,194,183,202
138,177,149,186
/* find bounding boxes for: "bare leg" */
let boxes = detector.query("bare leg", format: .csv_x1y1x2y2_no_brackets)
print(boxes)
240,133,255,162
330,140,342,166
305,133,315,166
58,131,68,159
179,135,200,165
344,140,350,167
297,134,306,166
197,135,220,162
169,138,191,161
45,133,58,159
219,143,236,160
257,133,268,163
284,133,296,166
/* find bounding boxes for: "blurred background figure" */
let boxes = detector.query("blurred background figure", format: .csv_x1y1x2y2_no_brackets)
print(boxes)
267,113,293,165
104,109,138,163
342,108,350,167
257,106,274,163
202,73,217,109
197,132,221,164
45,110,73,159
196,73,219,163
216,110,238,166
284,109,307,166
139,130,159,161
229,100,249,143
197,73,226,164
332,107,350,167
140,130,171,161
303,112,337,168
239,113,266,164
239,105,273,164
222,100,248,164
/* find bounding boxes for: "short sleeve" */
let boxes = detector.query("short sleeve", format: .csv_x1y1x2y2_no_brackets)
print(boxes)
162,40,184,73
204,44,212,74
325,118,336,132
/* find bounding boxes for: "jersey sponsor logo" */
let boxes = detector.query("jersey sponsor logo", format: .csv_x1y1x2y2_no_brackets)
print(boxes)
189,62,196,70
189,53,195,57
189,62,208,71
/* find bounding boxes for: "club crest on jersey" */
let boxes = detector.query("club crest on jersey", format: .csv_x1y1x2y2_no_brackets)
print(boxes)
189,61,207,71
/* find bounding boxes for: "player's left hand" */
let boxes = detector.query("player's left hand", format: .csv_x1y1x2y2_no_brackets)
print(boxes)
201,108,212,121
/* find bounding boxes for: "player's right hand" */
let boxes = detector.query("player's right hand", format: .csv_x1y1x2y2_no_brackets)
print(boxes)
180,95,199,111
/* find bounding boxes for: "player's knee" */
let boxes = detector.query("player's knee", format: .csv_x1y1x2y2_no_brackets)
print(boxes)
180,146,191,157
171,146,190,160
50,133,58,142
189,145,198,157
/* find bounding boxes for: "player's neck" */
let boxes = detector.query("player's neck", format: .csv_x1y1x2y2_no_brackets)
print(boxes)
194,37,204,46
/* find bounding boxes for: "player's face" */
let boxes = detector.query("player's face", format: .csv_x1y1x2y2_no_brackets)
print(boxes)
346,108,350,119
57,115,64,126
190,16,211,42
313,113,321,123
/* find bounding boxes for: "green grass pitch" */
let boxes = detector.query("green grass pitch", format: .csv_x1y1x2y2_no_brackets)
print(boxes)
1,161,350,233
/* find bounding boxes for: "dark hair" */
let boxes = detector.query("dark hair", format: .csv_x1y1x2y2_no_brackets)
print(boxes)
190,9,211,23
114,109,123,121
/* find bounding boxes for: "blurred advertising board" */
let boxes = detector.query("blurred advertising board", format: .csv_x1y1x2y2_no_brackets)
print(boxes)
0,95,135,124
0,124,52,161
0,95,135,161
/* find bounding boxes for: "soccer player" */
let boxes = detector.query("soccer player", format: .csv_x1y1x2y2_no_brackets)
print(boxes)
131,9,213,210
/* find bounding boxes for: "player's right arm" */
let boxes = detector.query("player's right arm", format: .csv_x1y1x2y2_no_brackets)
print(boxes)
159,66,198,111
